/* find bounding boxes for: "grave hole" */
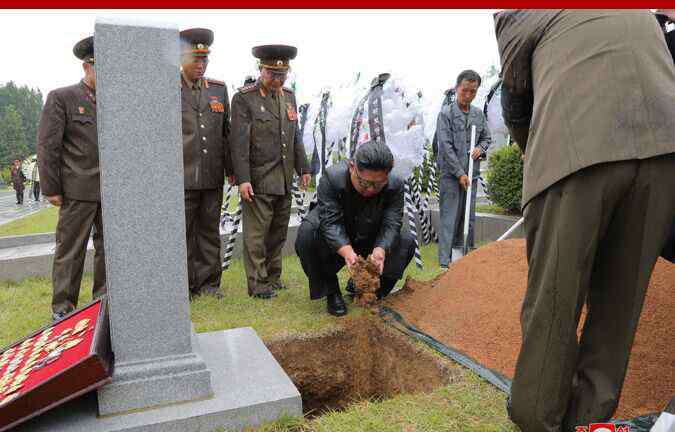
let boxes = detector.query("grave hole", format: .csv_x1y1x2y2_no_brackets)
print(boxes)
266,316,456,417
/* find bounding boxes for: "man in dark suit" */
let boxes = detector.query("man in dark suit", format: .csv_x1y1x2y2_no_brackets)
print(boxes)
295,141,415,316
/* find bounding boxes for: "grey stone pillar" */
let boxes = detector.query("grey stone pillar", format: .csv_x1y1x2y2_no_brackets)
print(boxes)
94,19,212,416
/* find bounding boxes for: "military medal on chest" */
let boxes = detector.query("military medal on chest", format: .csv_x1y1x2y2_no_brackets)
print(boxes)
286,103,297,121
209,96,224,113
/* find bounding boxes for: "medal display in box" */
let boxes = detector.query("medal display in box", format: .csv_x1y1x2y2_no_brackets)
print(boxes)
0,298,112,432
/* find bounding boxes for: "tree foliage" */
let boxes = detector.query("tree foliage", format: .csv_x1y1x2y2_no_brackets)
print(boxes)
0,81,44,168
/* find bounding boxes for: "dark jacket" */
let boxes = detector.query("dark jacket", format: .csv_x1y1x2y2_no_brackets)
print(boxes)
230,81,310,196
306,161,404,255
181,76,231,190
37,81,100,202
11,168,26,191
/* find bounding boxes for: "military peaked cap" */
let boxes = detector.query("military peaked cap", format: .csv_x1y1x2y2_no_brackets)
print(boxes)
73,36,94,64
252,45,297,70
180,28,214,58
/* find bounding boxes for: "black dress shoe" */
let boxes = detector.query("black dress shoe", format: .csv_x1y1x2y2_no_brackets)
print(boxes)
252,291,277,300
52,311,67,322
202,287,225,299
326,292,347,317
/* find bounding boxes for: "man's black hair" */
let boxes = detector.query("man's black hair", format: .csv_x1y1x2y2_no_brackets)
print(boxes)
455,69,482,87
353,140,394,173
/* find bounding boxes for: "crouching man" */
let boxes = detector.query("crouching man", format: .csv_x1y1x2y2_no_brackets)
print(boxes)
295,141,415,317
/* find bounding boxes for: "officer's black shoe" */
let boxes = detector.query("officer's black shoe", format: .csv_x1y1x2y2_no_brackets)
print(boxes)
252,291,277,300
326,292,347,317
52,311,67,322
202,287,225,299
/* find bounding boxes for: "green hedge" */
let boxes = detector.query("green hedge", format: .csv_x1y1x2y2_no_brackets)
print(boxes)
0,166,11,187
485,144,523,212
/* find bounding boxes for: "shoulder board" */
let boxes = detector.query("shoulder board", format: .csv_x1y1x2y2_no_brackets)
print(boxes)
238,84,257,94
205,78,225,86
282,87,294,94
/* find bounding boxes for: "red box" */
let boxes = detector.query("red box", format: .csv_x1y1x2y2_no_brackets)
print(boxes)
0,298,112,431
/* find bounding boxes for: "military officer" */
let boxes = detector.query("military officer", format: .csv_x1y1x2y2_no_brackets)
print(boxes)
230,45,311,299
37,36,106,320
495,10,675,431
180,28,231,299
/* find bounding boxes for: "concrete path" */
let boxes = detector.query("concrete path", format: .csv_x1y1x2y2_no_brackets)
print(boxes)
0,190,52,227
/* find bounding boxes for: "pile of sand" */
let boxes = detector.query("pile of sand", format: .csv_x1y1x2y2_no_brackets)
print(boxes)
386,239,674,418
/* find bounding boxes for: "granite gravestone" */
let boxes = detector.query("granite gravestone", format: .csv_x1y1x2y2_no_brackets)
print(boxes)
16,17,300,432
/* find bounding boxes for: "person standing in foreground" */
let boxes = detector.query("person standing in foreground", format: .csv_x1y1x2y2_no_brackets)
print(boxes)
434,70,491,268
495,10,675,431
295,141,415,317
230,45,311,299
180,28,232,299
38,36,106,320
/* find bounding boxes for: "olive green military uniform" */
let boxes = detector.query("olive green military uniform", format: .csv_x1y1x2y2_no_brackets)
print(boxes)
230,81,310,296
37,36,106,316
181,74,231,296
495,11,675,431
179,27,232,298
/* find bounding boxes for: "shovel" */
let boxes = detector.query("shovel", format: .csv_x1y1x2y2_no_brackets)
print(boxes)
452,125,477,261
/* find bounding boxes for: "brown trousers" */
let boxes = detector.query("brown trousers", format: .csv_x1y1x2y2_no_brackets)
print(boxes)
184,188,224,296
52,199,106,314
241,193,291,296
510,155,675,432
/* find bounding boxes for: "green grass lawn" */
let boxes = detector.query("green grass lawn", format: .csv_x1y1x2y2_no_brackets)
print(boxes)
0,206,59,237
0,243,516,431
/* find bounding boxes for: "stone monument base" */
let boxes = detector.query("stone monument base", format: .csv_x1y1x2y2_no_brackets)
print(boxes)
15,327,302,432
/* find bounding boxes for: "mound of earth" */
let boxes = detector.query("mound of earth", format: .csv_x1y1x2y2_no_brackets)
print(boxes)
385,239,674,418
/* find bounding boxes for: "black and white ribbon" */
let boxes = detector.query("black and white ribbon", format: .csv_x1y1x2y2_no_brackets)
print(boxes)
349,73,390,157
220,184,234,232
292,175,310,221
405,178,423,269
222,196,243,271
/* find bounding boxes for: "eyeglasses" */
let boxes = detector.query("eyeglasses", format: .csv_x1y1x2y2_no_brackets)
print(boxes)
264,68,288,80
353,166,388,191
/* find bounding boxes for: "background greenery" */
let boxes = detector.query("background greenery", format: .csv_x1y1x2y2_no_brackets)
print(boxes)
485,144,523,213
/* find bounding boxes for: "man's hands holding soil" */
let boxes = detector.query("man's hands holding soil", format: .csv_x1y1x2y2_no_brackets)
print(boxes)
368,247,386,274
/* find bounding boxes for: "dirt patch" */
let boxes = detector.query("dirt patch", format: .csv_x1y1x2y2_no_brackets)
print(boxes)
386,239,674,419
266,316,456,416
350,257,380,307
